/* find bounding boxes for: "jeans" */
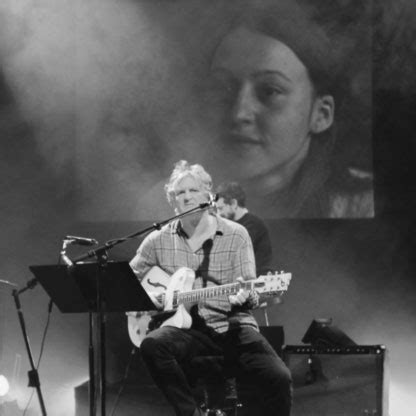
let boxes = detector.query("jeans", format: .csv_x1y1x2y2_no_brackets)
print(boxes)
140,325,292,416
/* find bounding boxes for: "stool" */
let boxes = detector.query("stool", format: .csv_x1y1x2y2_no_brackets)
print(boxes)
187,355,242,416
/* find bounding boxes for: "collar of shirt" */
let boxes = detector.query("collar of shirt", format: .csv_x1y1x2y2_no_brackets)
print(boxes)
170,214,225,239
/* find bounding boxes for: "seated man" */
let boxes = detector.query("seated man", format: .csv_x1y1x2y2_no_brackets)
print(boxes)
130,160,292,416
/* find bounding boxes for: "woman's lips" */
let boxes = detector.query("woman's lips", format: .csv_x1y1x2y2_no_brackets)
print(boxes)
229,132,264,145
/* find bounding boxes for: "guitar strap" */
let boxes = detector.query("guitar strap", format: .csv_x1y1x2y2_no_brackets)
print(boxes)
191,238,219,329
197,239,220,287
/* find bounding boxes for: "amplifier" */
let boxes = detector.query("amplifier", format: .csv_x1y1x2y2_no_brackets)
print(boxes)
283,345,389,416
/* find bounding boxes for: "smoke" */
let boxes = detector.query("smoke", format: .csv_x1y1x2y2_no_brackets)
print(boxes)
0,0,238,221
1,0,166,166
373,0,416,92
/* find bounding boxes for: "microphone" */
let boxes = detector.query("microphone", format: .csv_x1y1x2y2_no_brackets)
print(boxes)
65,235,98,246
199,193,219,209
16,277,38,295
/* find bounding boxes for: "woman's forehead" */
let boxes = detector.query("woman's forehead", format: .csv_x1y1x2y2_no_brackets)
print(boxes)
211,26,309,84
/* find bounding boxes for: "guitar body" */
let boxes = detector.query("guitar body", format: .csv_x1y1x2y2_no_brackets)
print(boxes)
159,267,195,329
128,267,196,347
140,266,171,294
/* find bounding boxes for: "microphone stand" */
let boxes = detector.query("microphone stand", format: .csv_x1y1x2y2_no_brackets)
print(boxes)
72,203,212,263
9,239,73,416
70,203,211,416
12,281,48,416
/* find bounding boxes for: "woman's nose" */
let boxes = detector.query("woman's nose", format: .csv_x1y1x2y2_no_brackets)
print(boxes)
231,83,257,124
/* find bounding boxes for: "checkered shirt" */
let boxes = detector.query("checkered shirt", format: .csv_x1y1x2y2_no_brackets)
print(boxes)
130,214,259,333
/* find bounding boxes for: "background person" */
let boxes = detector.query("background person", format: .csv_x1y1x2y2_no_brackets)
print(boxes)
216,181,273,276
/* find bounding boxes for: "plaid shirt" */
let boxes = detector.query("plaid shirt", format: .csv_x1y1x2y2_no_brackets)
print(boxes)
130,214,259,333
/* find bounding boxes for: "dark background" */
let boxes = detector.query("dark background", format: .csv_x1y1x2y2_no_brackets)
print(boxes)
0,1,415,415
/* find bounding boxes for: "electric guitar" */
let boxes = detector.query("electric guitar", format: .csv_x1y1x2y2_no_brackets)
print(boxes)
127,266,292,347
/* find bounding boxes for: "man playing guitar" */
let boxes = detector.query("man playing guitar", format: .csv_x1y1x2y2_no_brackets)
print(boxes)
129,160,292,416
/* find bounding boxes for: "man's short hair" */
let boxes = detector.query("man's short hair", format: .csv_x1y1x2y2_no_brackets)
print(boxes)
216,182,246,207
165,160,212,205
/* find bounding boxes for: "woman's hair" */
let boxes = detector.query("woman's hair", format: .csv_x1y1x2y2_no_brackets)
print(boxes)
236,3,344,149
220,1,351,102
165,160,213,205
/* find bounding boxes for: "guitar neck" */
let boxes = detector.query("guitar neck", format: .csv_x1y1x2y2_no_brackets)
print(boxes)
178,281,252,304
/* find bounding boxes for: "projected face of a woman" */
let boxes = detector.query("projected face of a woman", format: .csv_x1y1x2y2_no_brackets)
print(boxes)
206,26,333,192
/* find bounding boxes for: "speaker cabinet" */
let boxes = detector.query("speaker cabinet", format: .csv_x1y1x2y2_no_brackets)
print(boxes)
283,345,389,416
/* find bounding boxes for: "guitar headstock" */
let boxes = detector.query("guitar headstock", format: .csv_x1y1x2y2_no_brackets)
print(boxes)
250,271,292,294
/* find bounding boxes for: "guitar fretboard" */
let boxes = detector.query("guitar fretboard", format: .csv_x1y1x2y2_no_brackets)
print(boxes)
177,281,252,304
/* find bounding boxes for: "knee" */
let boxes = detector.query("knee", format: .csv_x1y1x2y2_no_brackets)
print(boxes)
272,363,292,390
274,366,293,407
252,359,291,397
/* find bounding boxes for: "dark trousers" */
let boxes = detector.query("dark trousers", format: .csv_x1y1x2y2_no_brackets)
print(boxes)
140,325,292,416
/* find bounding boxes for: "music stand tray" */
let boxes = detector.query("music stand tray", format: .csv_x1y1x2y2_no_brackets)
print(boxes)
29,261,156,314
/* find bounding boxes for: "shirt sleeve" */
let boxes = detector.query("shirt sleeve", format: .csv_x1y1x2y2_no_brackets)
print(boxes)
129,232,158,281
229,226,259,311
233,226,256,281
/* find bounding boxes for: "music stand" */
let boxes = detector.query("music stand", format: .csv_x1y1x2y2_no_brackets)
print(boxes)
29,261,155,416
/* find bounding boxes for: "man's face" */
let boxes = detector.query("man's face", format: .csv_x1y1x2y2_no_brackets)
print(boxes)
173,175,208,214
216,197,236,220
206,26,318,188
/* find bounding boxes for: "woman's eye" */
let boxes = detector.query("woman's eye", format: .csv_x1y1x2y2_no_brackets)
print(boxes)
256,84,285,105
257,84,284,102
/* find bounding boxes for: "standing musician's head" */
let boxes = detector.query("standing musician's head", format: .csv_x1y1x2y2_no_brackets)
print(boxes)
215,181,247,221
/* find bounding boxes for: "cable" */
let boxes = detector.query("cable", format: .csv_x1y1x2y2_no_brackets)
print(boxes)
22,389,35,416
21,297,53,415
36,301,53,368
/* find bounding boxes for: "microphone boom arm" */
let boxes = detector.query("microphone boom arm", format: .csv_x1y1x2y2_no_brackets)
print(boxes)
72,203,211,263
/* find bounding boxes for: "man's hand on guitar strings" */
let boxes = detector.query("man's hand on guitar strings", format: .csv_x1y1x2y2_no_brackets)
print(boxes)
246,289,260,309
229,277,260,308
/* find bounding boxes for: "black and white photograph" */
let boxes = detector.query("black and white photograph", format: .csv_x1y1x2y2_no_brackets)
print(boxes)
0,1,415,415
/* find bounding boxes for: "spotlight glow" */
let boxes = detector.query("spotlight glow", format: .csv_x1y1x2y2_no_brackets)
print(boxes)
389,382,415,416
0,375,10,396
